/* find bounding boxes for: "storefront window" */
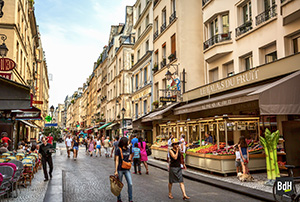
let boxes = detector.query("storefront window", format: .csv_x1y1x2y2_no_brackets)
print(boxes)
260,115,277,134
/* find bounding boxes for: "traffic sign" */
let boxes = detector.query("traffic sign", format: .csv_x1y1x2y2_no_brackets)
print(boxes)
45,123,58,127
45,116,52,122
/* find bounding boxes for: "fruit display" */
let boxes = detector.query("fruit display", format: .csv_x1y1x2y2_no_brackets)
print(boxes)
151,141,168,148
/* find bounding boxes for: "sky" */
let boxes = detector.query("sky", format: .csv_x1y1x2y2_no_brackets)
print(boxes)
35,0,136,108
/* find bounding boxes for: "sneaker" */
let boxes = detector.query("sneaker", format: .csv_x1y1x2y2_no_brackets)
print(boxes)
49,173,52,179
132,172,136,174
44,178,49,182
68,156,70,158
138,171,142,175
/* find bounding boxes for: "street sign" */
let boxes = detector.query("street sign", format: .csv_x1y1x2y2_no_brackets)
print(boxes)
0,73,11,79
160,96,177,103
45,123,58,127
32,100,43,104
0,58,16,71
45,116,52,122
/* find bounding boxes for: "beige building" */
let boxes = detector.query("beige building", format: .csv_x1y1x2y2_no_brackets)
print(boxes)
131,0,153,122
0,0,49,142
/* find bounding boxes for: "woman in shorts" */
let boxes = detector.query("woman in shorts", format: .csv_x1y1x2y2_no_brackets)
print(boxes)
72,136,80,161
95,136,102,157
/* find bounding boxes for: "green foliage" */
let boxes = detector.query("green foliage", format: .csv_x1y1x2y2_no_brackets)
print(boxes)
43,127,61,142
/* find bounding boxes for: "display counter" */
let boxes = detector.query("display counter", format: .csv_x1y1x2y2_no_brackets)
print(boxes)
186,152,266,175
151,147,266,174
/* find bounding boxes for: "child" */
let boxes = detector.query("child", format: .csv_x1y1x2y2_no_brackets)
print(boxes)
132,143,141,175
234,145,242,176
238,136,249,175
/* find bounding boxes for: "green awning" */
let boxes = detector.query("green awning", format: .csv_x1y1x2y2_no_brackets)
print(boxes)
98,122,112,130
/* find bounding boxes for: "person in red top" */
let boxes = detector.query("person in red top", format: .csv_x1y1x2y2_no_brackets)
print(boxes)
47,133,54,145
1,132,11,144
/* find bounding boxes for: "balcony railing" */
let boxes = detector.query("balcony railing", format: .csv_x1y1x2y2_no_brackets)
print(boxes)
169,11,176,24
202,0,210,7
235,20,253,37
168,51,177,62
160,22,167,33
256,5,277,26
203,32,232,50
153,30,159,40
160,59,166,68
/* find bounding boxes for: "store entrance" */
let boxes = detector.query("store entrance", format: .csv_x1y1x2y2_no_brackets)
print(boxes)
282,121,300,177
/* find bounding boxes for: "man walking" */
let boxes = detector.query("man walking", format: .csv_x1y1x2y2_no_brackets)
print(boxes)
39,137,54,181
65,134,72,158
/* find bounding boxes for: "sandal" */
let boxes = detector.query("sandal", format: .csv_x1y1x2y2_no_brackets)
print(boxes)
183,196,190,200
168,194,174,199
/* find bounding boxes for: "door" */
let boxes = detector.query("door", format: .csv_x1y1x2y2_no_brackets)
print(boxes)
282,121,300,176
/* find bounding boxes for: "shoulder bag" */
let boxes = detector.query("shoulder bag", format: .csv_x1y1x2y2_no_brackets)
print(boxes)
146,144,152,156
119,147,132,169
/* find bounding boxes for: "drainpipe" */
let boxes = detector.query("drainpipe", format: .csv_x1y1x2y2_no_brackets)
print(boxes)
150,52,154,111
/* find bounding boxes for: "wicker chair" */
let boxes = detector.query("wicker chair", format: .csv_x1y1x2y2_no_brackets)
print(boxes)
15,153,25,161
9,160,23,197
5,156,16,162
0,166,14,200
20,159,33,187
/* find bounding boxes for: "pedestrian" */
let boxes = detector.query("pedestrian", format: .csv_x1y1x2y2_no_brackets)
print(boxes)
17,145,26,153
138,137,149,174
167,133,174,164
95,136,102,157
110,136,119,159
65,134,73,158
85,136,89,153
204,133,213,144
238,136,249,175
114,137,133,202
88,136,95,157
234,145,242,176
39,137,54,181
168,138,190,200
132,142,141,175
0,143,8,154
103,136,111,157
131,134,138,148
180,134,187,168
47,133,54,145
72,136,80,161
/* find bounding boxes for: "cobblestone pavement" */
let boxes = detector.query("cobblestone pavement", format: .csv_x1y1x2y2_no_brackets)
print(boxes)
55,144,261,202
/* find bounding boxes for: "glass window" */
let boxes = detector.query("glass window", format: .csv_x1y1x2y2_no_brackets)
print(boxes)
265,51,277,63
144,100,147,115
245,55,253,70
135,74,139,89
137,50,140,60
243,1,252,23
209,68,219,83
145,14,149,26
223,61,234,78
222,14,229,33
145,40,149,52
135,103,138,118
155,17,159,32
293,36,300,54
162,9,166,24
171,0,176,13
138,27,141,38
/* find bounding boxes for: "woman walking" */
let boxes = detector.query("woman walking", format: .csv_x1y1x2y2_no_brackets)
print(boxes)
95,136,102,157
72,136,80,161
238,136,249,174
168,139,190,200
138,137,149,174
88,136,95,157
114,137,133,202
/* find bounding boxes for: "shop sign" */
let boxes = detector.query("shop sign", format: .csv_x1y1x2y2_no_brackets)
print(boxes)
160,97,177,103
0,72,11,79
32,100,43,104
237,122,246,130
219,123,225,131
200,125,204,132
209,124,214,131
132,88,151,101
0,58,16,71
248,122,256,130
275,177,294,196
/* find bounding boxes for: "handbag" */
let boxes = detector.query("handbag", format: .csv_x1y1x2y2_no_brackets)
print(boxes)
119,147,132,169
109,175,124,196
146,144,152,156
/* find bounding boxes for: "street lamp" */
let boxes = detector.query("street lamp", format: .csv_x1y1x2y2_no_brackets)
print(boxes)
121,108,126,137
50,105,54,123
0,34,8,57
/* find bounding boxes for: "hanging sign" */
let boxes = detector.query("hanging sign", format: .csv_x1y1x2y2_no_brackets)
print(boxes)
227,122,236,131
237,122,246,131
160,97,177,103
200,124,204,132
219,123,225,131
209,124,214,131
0,58,16,71
248,122,257,130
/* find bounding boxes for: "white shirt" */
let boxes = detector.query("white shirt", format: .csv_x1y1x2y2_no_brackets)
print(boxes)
66,138,72,147
180,138,186,153
96,140,101,146
235,151,241,160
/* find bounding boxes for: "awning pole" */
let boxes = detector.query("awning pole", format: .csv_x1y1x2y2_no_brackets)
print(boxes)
225,120,228,152
217,122,219,150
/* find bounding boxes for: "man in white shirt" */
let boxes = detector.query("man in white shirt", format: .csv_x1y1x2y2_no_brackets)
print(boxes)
65,134,73,158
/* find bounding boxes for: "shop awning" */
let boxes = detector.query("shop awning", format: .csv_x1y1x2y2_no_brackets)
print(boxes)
142,102,181,122
174,86,263,115
249,70,300,115
106,122,119,130
20,120,37,128
98,122,112,130
85,126,96,131
15,106,42,120
0,76,31,110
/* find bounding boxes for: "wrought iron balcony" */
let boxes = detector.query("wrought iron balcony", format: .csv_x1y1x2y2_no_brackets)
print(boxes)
202,0,210,7
256,5,277,26
160,22,167,33
168,51,177,62
203,32,232,50
235,20,253,37
160,59,166,68
153,30,159,40
169,11,176,24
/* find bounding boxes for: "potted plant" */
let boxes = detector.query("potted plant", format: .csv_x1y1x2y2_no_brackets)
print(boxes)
152,100,159,108
168,53,175,61
152,63,158,72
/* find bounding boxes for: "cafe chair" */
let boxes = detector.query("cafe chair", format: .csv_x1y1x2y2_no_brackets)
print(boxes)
15,153,25,161
0,166,14,200
8,160,23,197
5,156,16,162
20,159,33,187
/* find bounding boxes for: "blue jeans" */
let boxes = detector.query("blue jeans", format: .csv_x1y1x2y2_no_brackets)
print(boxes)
117,170,132,201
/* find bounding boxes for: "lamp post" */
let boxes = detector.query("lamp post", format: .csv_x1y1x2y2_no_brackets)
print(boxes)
0,34,8,57
121,108,126,137
50,105,54,123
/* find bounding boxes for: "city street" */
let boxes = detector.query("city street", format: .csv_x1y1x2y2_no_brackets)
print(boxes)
54,145,261,202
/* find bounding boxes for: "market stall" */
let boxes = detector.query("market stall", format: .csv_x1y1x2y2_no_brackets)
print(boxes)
151,115,267,174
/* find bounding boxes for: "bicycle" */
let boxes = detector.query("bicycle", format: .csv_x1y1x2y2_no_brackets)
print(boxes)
273,165,300,202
